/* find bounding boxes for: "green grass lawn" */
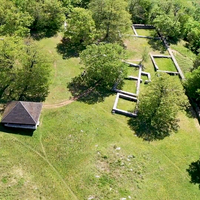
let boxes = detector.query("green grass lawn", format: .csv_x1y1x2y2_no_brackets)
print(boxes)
117,97,137,112
121,79,137,94
0,32,200,200
125,37,168,62
154,57,177,71
125,26,135,35
174,53,194,73
170,40,196,74
170,40,196,61
36,34,82,104
127,66,139,77
135,29,158,37
1,99,200,200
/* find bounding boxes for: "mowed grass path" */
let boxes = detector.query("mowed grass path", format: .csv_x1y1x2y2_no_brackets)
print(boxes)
0,34,200,199
36,34,82,104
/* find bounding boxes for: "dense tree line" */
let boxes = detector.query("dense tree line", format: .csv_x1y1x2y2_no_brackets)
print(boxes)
0,0,198,52
60,0,200,54
0,0,199,106
128,0,200,53
0,0,197,53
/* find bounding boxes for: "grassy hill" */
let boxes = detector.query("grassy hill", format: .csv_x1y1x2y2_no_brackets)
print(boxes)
0,31,200,200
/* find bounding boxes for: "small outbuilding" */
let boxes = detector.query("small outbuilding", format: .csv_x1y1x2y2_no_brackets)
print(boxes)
1,101,42,130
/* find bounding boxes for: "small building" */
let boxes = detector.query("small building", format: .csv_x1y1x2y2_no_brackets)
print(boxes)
1,101,42,130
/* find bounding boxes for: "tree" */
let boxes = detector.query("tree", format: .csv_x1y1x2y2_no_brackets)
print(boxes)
149,0,182,40
89,0,131,42
128,0,152,24
148,0,197,41
0,37,21,100
0,37,52,102
0,0,33,37
152,13,181,39
194,54,200,69
14,0,65,36
64,7,96,49
186,26,200,54
14,40,52,101
184,67,200,104
129,73,188,141
80,43,128,89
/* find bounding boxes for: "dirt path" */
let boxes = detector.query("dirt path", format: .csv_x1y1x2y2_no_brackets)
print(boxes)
43,82,98,109
43,99,76,109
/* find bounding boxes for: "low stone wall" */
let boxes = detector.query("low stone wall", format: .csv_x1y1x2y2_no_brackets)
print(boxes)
123,61,140,67
152,55,171,58
168,48,185,80
125,76,142,82
133,24,155,29
112,88,137,97
149,54,159,70
133,35,160,40
141,71,151,81
157,70,179,75
136,65,142,96
131,25,138,36
112,93,137,117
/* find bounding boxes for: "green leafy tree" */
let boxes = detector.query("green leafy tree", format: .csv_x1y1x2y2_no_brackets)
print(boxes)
0,0,33,37
148,0,196,40
59,0,91,9
129,73,188,141
80,43,127,89
14,0,65,36
64,7,96,49
0,37,52,102
152,14,181,39
89,0,131,42
128,0,152,23
184,67,200,104
194,54,200,69
14,41,52,101
0,37,21,100
186,26,200,54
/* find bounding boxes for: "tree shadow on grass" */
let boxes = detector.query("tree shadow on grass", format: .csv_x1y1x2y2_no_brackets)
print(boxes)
148,39,167,54
185,98,200,124
56,38,85,59
0,123,34,137
185,105,198,119
67,75,113,104
30,29,58,40
128,117,179,141
187,158,200,189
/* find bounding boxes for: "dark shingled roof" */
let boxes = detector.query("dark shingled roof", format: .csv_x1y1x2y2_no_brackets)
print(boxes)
1,101,42,125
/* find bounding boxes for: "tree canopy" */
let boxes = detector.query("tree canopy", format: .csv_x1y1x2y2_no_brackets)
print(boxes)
129,73,188,141
80,43,128,89
0,37,51,102
13,0,65,37
184,67,200,104
194,54,200,70
0,0,33,37
64,7,96,50
89,0,131,42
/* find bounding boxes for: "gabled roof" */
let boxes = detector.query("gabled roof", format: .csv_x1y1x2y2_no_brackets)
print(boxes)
1,101,42,125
